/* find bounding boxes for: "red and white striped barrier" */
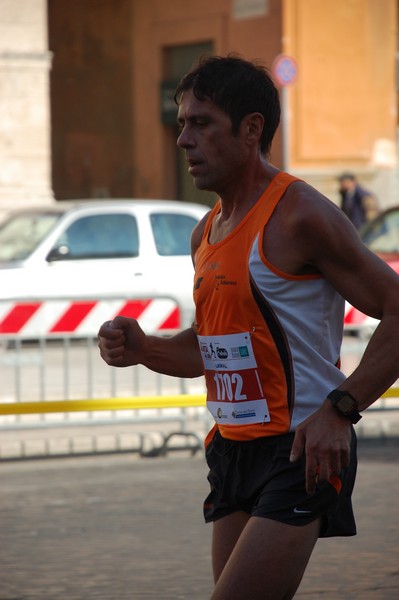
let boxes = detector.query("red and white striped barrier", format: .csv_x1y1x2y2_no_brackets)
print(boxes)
344,302,379,332
0,298,379,339
0,298,181,338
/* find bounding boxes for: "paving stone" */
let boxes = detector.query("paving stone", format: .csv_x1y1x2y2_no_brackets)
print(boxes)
0,439,398,599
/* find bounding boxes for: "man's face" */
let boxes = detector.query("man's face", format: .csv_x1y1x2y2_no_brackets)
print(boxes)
339,177,356,194
176,89,248,194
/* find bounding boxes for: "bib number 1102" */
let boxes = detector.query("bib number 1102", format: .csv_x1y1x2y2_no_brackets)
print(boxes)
213,372,247,401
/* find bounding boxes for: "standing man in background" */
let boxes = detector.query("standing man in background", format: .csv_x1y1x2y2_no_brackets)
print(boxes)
98,55,399,600
338,171,379,229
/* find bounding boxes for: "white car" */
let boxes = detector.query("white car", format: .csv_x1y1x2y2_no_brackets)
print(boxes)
0,199,209,339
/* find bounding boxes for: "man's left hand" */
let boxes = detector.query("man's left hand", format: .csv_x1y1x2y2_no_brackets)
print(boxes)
290,400,352,494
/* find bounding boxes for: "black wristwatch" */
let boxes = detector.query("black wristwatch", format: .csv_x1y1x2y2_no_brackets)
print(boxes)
327,389,362,424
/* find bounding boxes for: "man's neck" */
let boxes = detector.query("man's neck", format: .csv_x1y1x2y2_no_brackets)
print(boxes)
217,162,280,217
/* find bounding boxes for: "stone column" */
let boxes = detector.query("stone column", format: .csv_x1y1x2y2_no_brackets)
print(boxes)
0,0,53,214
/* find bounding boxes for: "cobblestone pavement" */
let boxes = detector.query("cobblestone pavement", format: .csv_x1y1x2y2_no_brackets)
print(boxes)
0,438,398,600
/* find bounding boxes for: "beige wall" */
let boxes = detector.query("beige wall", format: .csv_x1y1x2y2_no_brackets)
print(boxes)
0,0,53,211
284,0,397,206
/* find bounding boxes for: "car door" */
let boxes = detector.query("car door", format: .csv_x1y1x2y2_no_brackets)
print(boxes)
42,211,152,299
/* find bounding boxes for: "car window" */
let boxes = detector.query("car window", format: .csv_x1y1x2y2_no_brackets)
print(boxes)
0,212,61,262
150,213,198,256
52,213,139,260
361,210,399,253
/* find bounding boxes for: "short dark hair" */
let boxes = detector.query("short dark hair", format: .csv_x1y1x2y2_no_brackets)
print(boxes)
174,54,281,156
338,172,356,182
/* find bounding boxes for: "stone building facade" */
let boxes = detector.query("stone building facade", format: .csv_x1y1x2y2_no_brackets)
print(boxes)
0,0,397,213
0,0,53,212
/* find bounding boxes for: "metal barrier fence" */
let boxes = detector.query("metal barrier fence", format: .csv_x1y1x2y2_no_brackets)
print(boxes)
0,335,209,459
1,334,398,460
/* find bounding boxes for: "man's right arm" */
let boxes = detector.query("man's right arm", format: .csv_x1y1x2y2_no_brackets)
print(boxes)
98,316,204,379
98,212,210,379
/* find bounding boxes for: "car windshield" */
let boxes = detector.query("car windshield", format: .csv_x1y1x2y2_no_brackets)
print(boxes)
0,212,62,262
360,210,399,254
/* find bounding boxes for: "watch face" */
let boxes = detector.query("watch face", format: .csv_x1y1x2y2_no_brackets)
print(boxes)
337,395,355,413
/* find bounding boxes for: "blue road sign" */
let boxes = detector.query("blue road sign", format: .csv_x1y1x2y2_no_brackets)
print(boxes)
272,54,298,86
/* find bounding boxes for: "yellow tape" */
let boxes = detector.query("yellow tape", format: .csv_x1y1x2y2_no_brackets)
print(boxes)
0,394,207,415
0,388,398,416
381,388,399,398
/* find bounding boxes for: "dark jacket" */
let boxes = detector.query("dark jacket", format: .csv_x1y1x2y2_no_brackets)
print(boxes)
340,185,374,230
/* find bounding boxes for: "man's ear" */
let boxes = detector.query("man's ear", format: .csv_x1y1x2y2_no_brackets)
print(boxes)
243,113,264,146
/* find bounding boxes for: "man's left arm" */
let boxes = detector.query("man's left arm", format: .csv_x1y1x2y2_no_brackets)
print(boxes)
290,189,399,493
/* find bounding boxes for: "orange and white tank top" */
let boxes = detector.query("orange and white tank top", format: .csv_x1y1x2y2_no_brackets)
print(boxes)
193,172,346,443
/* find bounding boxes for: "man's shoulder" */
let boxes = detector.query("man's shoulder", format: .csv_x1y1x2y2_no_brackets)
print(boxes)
275,177,346,237
356,184,374,198
283,177,330,208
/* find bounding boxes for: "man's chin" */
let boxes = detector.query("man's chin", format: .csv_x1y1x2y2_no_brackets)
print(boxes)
192,176,212,191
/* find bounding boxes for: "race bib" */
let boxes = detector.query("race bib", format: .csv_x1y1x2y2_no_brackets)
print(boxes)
198,332,270,425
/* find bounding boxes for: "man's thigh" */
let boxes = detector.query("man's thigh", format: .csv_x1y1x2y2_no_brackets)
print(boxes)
212,511,250,583
211,515,321,600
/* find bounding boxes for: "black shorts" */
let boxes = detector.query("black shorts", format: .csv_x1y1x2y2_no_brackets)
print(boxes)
204,429,357,537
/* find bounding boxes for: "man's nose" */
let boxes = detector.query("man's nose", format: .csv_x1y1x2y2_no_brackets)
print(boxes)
177,126,193,149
